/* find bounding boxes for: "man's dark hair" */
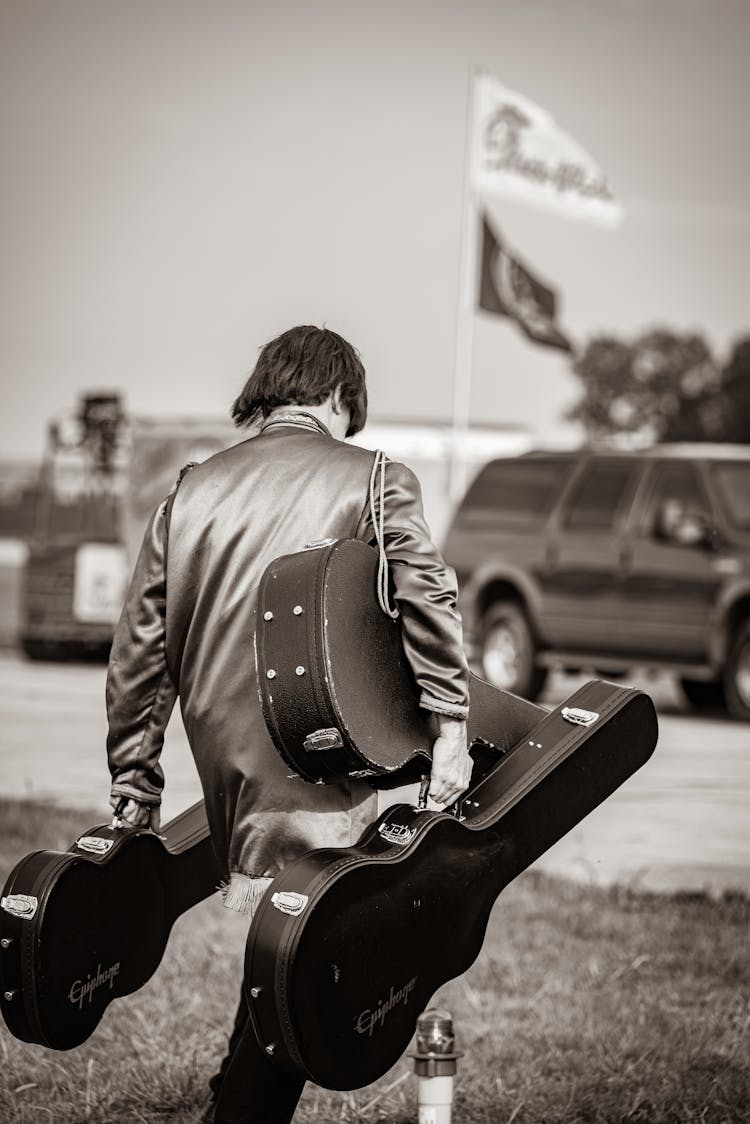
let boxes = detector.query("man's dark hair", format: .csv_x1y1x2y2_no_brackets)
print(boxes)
232,325,368,437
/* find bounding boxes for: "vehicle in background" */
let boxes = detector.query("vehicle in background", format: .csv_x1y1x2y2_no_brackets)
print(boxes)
442,445,750,721
21,394,233,659
21,394,128,659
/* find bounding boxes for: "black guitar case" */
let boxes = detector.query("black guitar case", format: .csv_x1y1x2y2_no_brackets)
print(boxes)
257,538,544,785
0,800,219,1050
245,678,658,1090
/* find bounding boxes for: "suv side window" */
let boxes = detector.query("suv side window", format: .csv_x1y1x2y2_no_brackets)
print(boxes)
560,459,637,531
642,462,713,543
707,462,750,531
459,457,572,528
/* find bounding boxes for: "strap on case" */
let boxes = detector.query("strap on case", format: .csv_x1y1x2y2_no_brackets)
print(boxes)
368,451,399,620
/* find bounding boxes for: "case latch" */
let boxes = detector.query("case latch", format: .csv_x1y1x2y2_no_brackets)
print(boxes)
303,728,344,752
76,836,115,855
303,538,336,550
1,894,38,920
561,706,599,727
378,822,415,846
272,892,309,917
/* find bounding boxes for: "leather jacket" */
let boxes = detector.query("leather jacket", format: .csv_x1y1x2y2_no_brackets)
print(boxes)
106,410,469,884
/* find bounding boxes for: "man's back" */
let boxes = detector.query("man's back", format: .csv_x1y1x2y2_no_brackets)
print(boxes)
166,420,377,702
164,416,380,880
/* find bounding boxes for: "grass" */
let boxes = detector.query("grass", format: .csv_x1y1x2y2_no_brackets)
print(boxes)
0,798,748,1123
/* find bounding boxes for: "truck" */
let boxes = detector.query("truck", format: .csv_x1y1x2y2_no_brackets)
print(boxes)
21,393,234,659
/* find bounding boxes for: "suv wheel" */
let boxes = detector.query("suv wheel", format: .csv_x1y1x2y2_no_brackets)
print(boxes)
480,601,547,701
679,677,726,711
724,619,750,722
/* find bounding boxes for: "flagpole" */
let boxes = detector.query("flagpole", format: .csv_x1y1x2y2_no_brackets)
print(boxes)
449,68,482,505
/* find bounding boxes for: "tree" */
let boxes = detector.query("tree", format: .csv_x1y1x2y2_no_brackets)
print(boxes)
720,337,750,443
567,328,738,443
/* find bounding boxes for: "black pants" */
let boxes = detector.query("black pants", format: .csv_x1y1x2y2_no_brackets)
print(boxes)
211,993,306,1124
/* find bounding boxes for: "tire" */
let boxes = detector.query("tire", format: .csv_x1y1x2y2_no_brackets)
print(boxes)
22,639,60,661
680,677,726,711
723,619,750,722
479,600,547,701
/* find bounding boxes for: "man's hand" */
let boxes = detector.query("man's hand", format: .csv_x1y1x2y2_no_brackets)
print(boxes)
428,716,471,806
110,796,161,832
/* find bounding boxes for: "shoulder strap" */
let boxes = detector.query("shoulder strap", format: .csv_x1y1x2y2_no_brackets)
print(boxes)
368,451,399,620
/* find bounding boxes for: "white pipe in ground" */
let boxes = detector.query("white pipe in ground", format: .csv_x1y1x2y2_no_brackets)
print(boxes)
410,1008,463,1124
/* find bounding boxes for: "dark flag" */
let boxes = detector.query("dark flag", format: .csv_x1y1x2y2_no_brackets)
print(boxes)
478,214,572,352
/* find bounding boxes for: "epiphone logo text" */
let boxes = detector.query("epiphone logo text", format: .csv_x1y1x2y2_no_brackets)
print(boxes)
68,962,121,1010
353,976,417,1037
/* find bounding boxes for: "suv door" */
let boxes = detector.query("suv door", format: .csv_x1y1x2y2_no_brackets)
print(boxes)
540,456,641,651
619,459,722,659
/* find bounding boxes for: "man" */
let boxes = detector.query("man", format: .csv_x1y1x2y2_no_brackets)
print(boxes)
106,325,472,1123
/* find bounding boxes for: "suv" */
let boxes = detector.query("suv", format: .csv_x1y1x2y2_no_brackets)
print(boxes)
442,445,750,720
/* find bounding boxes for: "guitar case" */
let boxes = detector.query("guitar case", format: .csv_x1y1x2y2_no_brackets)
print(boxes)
257,538,545,785
245,678,658,1090
0,800,219,1050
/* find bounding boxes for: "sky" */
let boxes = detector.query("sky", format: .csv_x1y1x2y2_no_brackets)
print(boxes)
1,0,749,459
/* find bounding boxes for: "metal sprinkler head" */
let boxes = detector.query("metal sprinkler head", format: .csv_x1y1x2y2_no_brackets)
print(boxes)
411,1008,463,1077
416,1008,456,1056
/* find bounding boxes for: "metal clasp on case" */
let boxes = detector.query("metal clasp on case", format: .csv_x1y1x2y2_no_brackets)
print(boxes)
303,728,344,752
76,836,115,855
378,822,415,846
272,892,309,917
1,894,38,920
561,707,600,727
303,538,336,550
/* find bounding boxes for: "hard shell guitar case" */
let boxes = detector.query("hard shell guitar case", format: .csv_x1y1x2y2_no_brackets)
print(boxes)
249,540,659,1090
0,801,220,1049
246,679,658,1090
257,538,545,784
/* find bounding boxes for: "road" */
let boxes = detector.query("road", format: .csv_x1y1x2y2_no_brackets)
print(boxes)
0,652,748,894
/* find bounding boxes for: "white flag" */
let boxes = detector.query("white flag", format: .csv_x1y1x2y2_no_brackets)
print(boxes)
472,73,623,228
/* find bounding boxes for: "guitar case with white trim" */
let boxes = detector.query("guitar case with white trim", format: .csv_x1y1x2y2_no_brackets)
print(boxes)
245,677,658,1090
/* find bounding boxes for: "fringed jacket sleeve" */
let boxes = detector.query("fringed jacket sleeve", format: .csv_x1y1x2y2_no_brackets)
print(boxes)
105,495,177,806
355,457,470,720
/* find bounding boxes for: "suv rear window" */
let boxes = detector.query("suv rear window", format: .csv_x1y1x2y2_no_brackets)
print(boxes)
459,457,572,528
